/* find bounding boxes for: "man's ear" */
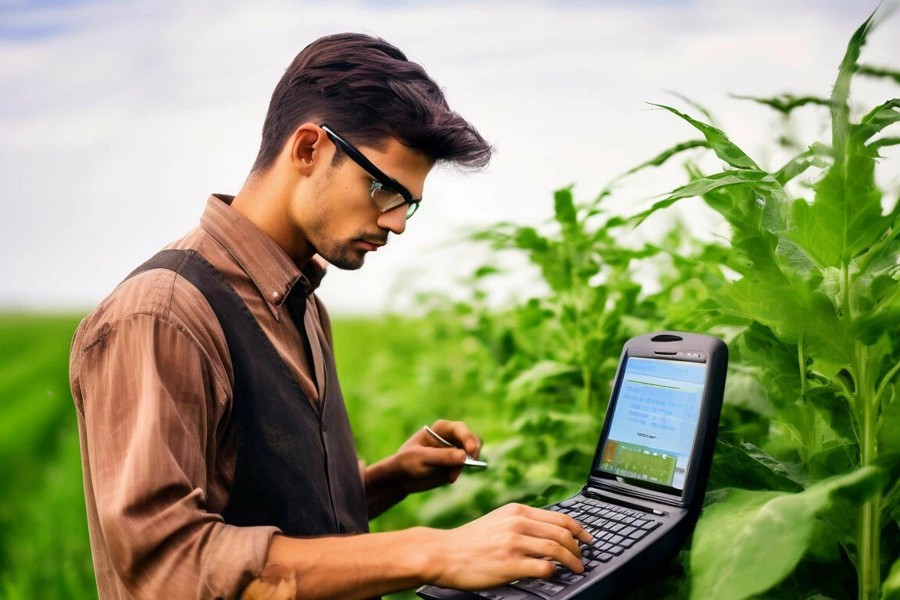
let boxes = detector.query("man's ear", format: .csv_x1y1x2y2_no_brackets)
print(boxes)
288,123,329,175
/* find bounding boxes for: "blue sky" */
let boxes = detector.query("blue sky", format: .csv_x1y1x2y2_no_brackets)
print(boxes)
1,0,897,314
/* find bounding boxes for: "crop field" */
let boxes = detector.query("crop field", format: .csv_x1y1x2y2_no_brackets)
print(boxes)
1,14,898,600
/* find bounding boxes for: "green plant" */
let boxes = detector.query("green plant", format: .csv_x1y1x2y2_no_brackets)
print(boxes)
632,12,900,599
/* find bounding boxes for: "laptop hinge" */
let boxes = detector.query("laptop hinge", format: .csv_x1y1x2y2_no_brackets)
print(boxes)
585,477,686,505
583,485,680,515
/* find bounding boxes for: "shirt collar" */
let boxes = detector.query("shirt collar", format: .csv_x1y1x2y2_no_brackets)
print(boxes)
200,194,327,319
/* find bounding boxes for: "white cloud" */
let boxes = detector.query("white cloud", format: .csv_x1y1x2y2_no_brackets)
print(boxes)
0,0,897,314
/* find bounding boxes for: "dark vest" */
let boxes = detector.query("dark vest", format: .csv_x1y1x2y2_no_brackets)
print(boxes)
126,249,368,536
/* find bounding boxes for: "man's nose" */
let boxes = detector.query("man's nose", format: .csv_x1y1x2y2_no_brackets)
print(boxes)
376,206,407,235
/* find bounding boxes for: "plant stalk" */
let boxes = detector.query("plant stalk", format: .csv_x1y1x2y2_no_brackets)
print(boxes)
798,332,812,463
856,343,881,600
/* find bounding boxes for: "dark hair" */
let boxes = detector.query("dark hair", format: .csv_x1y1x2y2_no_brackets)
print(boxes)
251,33,492,172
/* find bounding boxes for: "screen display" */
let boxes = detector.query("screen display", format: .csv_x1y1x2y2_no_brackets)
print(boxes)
595,356,707,490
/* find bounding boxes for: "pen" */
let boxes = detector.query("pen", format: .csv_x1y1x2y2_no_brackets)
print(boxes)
423,425,488,468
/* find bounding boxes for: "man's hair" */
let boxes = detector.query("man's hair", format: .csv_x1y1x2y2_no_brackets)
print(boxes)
252,33,491,172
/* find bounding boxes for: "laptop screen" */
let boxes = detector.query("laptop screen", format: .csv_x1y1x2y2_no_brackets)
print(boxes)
594,356,708,492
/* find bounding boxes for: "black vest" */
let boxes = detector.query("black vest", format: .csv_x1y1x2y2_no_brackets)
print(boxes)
127,249,368,536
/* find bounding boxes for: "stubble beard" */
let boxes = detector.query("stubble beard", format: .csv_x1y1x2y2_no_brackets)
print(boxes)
313,233,379,271
324,248,366,270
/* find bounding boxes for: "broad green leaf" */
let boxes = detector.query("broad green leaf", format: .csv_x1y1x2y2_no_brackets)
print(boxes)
803,308,854,379
789,148,886,267
507,360,579,401
736,324,804,408
709,440,804,492
689,466,885,600
718,277,851,375
773,232,821,278
722,364,776,418
784,197,843,269
807,440,858,480
633,170,781,226
802,384,858,443
650,103,760,170
554,187,577,226
513,226,548,252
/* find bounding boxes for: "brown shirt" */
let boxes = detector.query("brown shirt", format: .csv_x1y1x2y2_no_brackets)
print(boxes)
70,195,340,599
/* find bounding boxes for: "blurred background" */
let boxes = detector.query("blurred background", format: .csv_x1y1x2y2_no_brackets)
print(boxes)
1,0,897,598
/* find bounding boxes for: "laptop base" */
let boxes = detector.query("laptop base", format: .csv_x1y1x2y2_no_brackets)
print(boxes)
418,490,692,600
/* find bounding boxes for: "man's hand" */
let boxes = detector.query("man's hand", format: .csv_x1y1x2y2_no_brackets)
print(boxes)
363,419,482,517
425,503,592,591
260,503,591,599
398,419,483,491
370,419,482,491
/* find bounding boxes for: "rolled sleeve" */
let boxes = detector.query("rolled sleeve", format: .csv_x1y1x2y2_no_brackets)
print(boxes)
78,313,278,599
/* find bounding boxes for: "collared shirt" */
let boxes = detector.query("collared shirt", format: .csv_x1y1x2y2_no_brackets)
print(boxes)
70,195,336,599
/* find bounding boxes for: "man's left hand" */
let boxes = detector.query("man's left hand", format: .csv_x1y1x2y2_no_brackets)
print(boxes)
365,419,482,507
392,419,482,493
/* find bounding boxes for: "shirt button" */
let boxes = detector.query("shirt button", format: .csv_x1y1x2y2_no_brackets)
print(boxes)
272,291,280,299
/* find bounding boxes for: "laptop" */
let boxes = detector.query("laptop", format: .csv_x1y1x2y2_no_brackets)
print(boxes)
418,331,728,600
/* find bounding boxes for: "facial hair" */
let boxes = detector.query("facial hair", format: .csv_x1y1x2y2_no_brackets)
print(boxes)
315,231,388,270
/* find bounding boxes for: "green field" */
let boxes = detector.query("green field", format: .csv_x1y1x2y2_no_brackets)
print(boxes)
2,15,899,598
0,314,95,599
0,313,572,600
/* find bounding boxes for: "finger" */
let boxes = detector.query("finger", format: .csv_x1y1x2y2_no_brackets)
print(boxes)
415,446,468,468
516,557,560,581
511,522,585,574
431,419,480,456
472,435,483,459
516,518,584,564
518,506,592,544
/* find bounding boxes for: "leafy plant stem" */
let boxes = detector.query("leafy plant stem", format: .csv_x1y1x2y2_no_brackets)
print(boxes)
798,332,812,464
856,342,881,600
842,261,851,321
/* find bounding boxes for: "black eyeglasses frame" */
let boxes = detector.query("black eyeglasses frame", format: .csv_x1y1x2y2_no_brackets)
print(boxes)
319,123,422,218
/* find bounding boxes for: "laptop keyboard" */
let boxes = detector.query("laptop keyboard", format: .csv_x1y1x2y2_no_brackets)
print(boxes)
501,497,662,599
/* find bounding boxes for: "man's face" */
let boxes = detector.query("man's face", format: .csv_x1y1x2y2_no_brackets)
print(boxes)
299,134,432,270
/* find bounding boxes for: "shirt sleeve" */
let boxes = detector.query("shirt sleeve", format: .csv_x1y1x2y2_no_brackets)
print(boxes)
76,312,278,599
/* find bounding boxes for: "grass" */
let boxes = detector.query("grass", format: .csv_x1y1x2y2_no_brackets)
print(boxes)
0,313,94,598
0,312,485,599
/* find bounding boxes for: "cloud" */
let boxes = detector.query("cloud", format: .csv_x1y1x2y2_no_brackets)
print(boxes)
0,0,897,313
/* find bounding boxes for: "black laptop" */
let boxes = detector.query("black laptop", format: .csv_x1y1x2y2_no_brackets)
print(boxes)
418,331,728,600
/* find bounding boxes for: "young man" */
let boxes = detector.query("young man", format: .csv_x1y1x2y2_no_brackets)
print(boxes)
70,33,589,600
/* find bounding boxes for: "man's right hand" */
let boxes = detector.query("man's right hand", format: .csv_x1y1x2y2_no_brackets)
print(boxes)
424,503,592,591
260,502,592,599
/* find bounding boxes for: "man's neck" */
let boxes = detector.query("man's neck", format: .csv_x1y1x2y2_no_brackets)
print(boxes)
232,173,314,268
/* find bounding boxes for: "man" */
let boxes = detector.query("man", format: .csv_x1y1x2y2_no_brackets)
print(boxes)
70,33,589,600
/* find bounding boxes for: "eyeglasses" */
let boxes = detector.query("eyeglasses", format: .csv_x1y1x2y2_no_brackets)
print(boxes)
320,124,421,220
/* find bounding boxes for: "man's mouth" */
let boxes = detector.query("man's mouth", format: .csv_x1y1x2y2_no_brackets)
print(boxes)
355,237,387,252
356,235,387,249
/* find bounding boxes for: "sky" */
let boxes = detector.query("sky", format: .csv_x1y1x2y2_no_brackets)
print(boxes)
1,0,898,315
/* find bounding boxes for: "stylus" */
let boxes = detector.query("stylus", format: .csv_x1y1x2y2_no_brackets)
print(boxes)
423,425,488,468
